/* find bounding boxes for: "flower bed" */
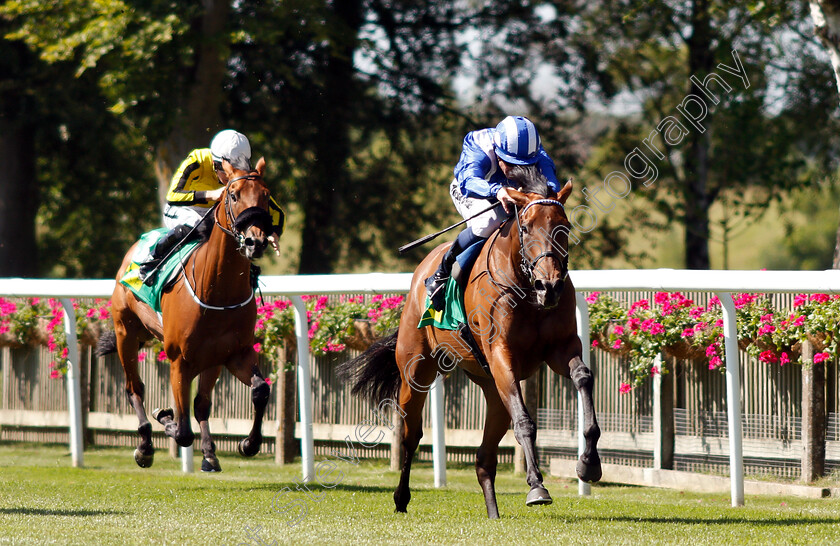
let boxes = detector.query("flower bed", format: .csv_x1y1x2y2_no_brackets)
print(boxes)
0,294,404,383
585,291,839,394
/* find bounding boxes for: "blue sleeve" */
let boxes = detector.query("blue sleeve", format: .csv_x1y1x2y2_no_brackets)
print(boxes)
454,132,501,199
536,146,561,193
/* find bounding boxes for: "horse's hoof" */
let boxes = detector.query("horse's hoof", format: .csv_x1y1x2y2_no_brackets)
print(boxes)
576,455,602,483
201,457,222,473
152,407,174,424
134,448,154,468
525,486,553,506
237,437,261,457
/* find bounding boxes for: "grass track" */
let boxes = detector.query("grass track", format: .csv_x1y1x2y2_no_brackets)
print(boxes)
0,442,839,545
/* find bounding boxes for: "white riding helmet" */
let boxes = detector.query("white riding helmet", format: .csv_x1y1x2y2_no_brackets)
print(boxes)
210,129,251,171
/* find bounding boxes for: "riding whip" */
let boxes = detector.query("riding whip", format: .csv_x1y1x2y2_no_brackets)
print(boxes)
398,201,504,254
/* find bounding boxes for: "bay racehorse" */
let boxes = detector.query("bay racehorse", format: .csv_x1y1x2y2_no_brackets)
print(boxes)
339,179,601,518
96,158,274,472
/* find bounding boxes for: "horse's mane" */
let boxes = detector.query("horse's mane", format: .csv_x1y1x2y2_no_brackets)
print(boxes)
194,204,216,244
505,163,550,197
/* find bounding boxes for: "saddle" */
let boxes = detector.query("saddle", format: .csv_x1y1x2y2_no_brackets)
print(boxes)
119,229,201,313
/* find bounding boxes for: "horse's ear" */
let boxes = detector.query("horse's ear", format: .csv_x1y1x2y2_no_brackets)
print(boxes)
255,157,266,175
506,188,531,208
557,178,573,205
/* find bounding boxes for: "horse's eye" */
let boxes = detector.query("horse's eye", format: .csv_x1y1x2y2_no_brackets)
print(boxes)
230,192,238,203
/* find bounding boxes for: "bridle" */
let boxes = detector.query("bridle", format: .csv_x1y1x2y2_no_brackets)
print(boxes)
515,199,570,286
180,173,273,311
215,173,273,256
486,198,570,293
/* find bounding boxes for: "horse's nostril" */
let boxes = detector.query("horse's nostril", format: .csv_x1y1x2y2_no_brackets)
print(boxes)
534,279,546,292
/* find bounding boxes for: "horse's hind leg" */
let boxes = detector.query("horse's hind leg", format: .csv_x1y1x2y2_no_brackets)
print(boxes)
393,350,438,513
226,350,270,457
195,366,223,472
466,371,512,519
114,321,155,468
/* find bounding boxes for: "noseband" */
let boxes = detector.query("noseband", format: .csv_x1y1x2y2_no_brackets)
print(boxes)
515,199,570,285
217,174,273,254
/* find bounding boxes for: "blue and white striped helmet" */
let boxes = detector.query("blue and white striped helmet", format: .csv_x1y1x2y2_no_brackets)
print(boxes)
492,116,540,165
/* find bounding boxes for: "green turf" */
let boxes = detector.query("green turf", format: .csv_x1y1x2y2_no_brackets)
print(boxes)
0,442,838,545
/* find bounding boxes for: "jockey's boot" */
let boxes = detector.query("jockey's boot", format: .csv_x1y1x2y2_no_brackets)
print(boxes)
139,224,192,286
424,246,457,312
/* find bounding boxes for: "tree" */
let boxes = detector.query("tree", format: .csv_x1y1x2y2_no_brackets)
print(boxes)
563,1,829,269
809,0,840,268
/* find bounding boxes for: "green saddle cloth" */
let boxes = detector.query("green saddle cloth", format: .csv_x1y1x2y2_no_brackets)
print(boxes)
119,228,200,313
417,276,466,331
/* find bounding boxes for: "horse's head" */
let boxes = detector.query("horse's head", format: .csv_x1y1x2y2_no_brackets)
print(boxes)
506,180,574,309
220,157,272,260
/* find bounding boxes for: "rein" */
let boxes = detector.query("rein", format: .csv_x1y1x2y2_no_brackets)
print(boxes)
485,198,569,294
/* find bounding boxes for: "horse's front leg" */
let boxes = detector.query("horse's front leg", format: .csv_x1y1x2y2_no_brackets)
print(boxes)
195,366,223,472
547,341,602,484
154,356,196,448
226,350,270,457
490,349,552,507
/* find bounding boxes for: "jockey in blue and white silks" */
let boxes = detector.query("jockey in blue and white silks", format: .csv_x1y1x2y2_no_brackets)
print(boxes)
425,116,562,311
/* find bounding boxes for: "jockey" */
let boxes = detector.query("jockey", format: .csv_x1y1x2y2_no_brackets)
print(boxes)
139,129,285,285
424,116,562,311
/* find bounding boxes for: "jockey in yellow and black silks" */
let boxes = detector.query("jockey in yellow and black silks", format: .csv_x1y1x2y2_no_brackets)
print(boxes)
139,129,285,285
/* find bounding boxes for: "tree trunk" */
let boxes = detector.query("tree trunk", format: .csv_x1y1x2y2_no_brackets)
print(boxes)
810,1,840,268
298,0,363,273
153,0,229,215
684,0,713,270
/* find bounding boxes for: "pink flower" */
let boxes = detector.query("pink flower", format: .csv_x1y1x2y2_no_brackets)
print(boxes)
757,324,775,336
707,295,721,308
50,369,62,379
315,296,328,311
98,307,110,320
157,350,168,362
591,340,599,347
628,299,650,315
810,293,830,304
619,383,632,394
759,350,778,364
86,308,97,319
689,306,704,319
709,356,722,369
650,323,665,335
612,339,622,349
793,294,808,307
791,315,805,327
640,319,654,332
308,321,320,339
780,353,790,366
613,325,624,336
650,366,660,376
138,351,147,361
715,319,723,328
760,314,774,324
265,377,272,386
654,292,669,305
585,292,600,304
681,328,695,338
253,343,262,353
705,344,717,357
626,318,640,330
813,352,831,364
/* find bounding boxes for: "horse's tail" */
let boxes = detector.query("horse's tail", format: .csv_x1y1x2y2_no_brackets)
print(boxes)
95,330,118,357
336,331,401,405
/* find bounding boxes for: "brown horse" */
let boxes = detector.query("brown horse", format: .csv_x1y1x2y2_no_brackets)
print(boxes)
339,180,601,518
96,158,274,472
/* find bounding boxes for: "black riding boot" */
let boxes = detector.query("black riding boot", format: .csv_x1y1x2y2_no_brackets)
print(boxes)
424,246,458,312
139,224,193,286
